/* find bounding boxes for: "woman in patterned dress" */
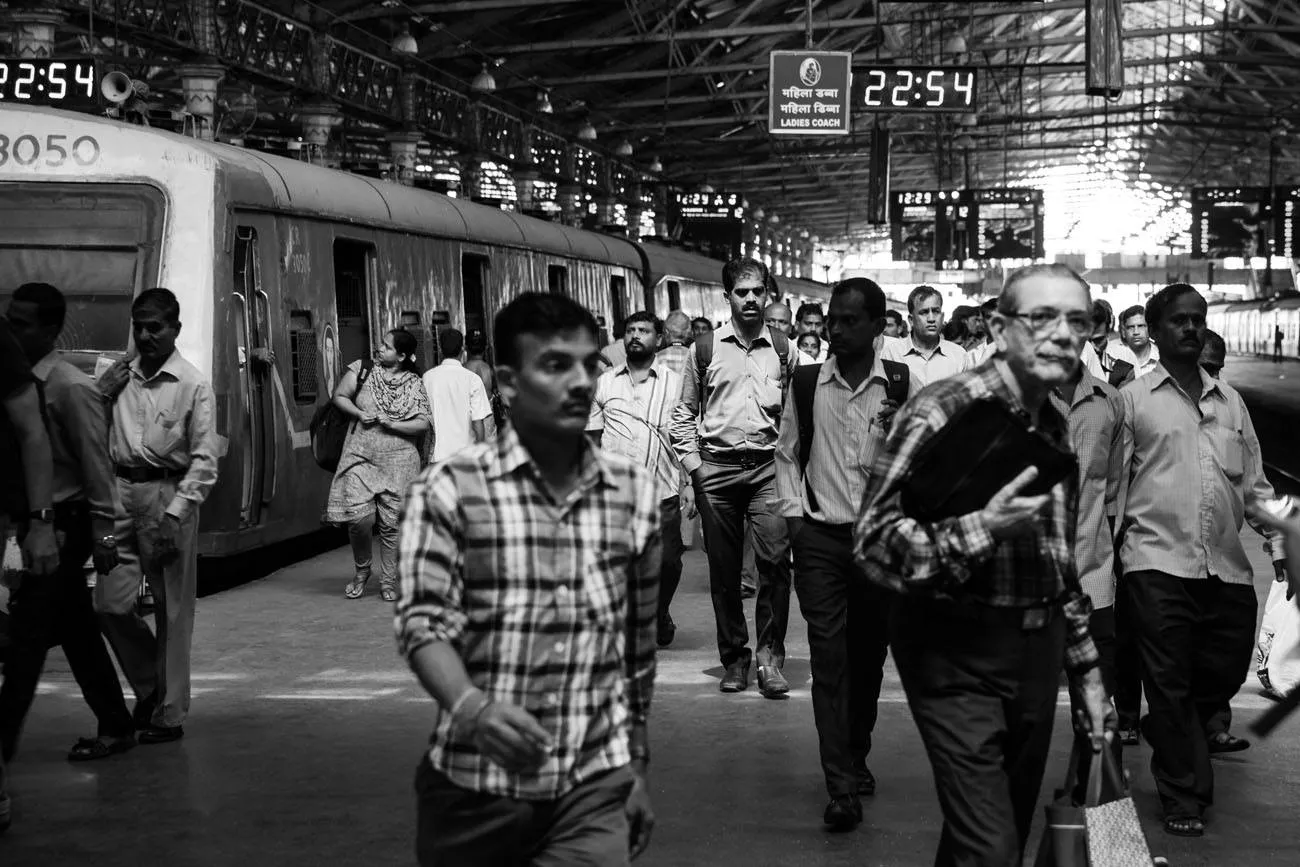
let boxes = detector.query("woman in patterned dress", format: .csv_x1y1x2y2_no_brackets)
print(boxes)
323,329,431,601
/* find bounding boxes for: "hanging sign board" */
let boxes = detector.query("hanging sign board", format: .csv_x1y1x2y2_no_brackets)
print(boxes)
769,50,852,136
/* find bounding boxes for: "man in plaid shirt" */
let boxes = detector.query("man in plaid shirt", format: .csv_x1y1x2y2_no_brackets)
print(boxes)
854,263,1113,866
396,293,662,866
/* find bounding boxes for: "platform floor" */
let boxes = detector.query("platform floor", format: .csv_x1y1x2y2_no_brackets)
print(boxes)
2,529,1297,866
1226,354,1300,491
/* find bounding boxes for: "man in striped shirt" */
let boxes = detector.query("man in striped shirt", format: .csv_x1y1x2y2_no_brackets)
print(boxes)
855,264,1112,866
396,293,662,866
775,278,912,832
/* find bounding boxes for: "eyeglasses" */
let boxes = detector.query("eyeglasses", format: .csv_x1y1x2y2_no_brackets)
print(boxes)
1003,308,1093,337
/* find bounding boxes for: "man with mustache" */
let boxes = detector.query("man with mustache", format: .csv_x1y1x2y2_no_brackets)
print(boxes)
1113,304,1160,379
881,285,969,388
671,258,795,697
1116,283,1290,838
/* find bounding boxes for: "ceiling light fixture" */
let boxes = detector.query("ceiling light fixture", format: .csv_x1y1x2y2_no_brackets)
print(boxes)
471,63,498,93
648,155,664,173
944,34,968,56
391,24,419,56
576,121,598,141
534,90,554,114
614,139,634,157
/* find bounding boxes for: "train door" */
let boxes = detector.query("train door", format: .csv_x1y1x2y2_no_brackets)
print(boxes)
609,275,628,331
333,240,373,368
231,223,277,526
461,252,490,339
548,264,569,296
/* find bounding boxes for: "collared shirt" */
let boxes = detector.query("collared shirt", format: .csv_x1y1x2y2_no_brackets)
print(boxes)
1118,363,1283,584
395,428,662,801
655,342,691,379
599,340,627,371
1110,341,1160,378
108,351,219,522
587,361,683,501
880,335,970,389
1051,371,1124,608
853,359,1098,673
670,322,796,474
422,358,491,464
32,352,120,525
775,354,912,525
967,341,997,367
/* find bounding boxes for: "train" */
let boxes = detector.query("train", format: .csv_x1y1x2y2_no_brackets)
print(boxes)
0,103,835,559
1208,296,1300,360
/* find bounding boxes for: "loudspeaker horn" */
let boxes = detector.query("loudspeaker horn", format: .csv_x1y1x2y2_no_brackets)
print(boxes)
100,72,135,105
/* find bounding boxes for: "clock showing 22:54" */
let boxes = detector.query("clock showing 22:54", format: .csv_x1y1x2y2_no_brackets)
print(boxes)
0,58,100,108
858,65,978,112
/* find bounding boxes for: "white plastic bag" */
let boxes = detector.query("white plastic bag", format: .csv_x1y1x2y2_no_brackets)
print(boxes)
1257,578,1300,699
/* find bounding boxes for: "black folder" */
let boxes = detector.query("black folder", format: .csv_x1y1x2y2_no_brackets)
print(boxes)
900,396,1078,523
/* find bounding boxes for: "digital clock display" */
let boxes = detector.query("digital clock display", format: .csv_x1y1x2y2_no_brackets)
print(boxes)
859,66,977,112
0,58,100,108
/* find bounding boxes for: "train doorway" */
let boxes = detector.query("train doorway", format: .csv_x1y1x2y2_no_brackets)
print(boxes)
232,223,277,527
461,252,489,350
333,240,373,367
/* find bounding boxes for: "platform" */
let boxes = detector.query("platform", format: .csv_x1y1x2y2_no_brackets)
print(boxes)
2,522,1296,867
1226,354,1300,493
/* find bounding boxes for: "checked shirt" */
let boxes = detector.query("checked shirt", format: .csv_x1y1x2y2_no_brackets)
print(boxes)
395,426,662,800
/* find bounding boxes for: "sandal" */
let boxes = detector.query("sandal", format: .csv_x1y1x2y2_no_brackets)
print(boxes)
380,583,398,603
344,565,371,599
1163,815,1204,837
67,735,136,762
1207,732,1250,754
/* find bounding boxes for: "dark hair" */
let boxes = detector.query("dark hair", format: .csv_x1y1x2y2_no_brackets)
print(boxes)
942,319,969,343
389,328,421,376
493,292,600,368
980,297,1000,315
1145,283,1203,329
831,277,887,319
907,285,942,313
1203,329,1226,353
1118,304,1146,327
623,310,658,333
795,301,825,322
691,316,713,331
884,309,904,327
438,327,465,359
722,258,770,295
798,332,821,351
997,264,1089,315
466,329,487,355
952,305,977,324
1091,298,1114,329
12,282,66,332
612,319,627,340
132,287,181,323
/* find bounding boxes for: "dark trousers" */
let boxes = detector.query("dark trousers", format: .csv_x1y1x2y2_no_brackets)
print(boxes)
0,509,134,761
792,519,891,798
892,599,1065,867
415,760,635,867
658,496,684,621
1114,577,1143,729
1090,605,1118,697
1125,571,1257,818
693,458,791,668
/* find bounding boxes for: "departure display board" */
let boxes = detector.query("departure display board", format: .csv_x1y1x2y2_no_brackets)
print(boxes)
889,190,969,265
890,188,1043,265
1190,187,1272,260
1276,187,1300,259
668,191,745,262
970,188,1044,261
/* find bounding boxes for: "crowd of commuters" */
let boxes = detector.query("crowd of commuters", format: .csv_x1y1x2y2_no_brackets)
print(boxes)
1,263,1296,867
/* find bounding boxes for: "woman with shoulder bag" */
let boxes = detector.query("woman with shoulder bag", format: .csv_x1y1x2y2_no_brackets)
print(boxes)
323,329,431,602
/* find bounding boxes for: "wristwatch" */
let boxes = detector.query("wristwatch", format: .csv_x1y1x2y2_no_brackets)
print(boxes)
28,509,55,523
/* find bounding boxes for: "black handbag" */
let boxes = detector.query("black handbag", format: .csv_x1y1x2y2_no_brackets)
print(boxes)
901,396,1078,522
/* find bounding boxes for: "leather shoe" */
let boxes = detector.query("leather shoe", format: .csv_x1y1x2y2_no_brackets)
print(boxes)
132,693,158,731
138,725,184,745
740,582,757,599
823,795,862,832
719,661,749,693
757,665,790,699
657,614,677,648
854,761,877,796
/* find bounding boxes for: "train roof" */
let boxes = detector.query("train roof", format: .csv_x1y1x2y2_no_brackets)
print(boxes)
2,104,646,272
1212,295,1300,312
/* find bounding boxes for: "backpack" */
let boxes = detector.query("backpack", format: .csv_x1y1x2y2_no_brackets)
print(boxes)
309,359,373,472
1106,358,1134,389
792,358,908,512
694,329,791,403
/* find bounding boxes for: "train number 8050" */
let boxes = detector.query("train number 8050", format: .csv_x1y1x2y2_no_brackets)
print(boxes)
0,133,101,168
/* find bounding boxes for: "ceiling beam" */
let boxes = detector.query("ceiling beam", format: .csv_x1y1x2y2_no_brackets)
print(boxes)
340,0,587,22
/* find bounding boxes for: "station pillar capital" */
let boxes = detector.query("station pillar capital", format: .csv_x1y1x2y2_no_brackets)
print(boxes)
387,130,424,186
6,9,65,58
177,61,225,141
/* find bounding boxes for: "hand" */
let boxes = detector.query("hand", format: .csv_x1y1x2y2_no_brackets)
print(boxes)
980,467,1051,540
786,516,804,542
680,485,697,520
250,347,276,367
1069,666,1116,751
92,538,120,575
470,701,554,773
1248,500,1300,574
359,414,379,426
151,515,181,570
1276,560,1296,602
625,772,656,860
96,360,131,400
22,521,59,576
876,398,901,430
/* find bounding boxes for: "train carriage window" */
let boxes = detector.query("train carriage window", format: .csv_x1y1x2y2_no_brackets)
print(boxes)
609,275,627,334
289,311,318,404
667,280,682,311
0,183,164,357
548,265,569,296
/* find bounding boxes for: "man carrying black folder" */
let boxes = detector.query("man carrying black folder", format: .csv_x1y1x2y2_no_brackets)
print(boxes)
854,263,1113,867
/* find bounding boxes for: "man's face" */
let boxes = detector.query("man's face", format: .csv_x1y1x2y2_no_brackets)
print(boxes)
989,274,1090,389
726,274,769,325
764,304,792,336
1121,314,1149,352
798,311,824,336
910,293,944,341
882,315,902,339
498,327,601,437
1089,320,1111,356
827,290,884,361
1151,292,1207,363
1199,342,1226,379
5,299,55,361
967,315,986,340
132,304,180,366
692,319,713,338
622,319,657,362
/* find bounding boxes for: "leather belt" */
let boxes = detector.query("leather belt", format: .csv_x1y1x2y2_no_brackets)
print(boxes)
700,449,774,468
114,465,184,484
